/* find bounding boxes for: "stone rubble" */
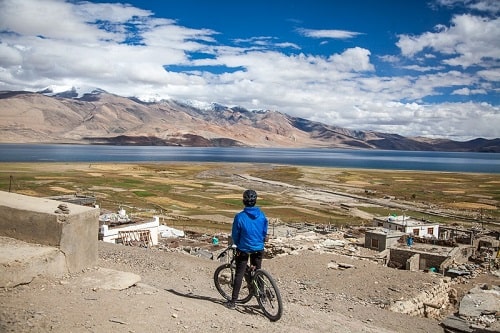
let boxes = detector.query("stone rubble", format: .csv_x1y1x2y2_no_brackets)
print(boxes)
156,225,499,332
54,203,70,214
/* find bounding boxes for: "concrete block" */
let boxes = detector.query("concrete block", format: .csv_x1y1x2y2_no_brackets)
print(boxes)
0,236,67,288
0,191,99,273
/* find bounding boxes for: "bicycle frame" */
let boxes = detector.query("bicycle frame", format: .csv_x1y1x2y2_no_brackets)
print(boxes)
214,245,283,321
217,246,257,289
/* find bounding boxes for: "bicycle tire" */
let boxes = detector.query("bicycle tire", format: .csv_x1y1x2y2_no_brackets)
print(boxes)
254,269,283,321
213,263,253,304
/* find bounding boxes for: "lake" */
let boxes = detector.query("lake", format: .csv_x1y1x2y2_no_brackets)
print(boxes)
0,144,499,173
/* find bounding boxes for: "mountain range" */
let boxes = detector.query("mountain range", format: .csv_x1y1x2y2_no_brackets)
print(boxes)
0,89,498,152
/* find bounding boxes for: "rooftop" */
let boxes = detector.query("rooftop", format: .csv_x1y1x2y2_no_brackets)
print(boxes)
383,215,438,227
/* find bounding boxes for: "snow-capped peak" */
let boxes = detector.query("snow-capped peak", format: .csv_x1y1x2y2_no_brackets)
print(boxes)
39,85,106,98
181,99,213,110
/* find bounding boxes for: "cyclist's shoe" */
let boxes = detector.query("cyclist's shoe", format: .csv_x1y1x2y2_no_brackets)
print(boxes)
224,300,236,310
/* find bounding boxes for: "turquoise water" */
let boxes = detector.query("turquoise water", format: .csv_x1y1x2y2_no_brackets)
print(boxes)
0,144,499,173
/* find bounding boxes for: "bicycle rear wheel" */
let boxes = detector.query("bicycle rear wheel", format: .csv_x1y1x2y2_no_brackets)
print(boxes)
213,263,253,304
254,269,283,321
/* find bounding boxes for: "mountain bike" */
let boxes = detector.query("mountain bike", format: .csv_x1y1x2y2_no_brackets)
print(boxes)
213,245,283,321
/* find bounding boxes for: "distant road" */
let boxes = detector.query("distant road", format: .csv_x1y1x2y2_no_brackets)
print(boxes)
237,174,499,229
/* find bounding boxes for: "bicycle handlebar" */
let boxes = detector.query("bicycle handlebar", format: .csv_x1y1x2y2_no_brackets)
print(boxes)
216,245,237,260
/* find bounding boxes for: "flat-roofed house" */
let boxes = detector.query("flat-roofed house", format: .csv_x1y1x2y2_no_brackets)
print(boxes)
364,227,405,251
373,215,439,239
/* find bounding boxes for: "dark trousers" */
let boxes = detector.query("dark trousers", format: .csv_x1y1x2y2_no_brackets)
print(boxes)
231,250,263,301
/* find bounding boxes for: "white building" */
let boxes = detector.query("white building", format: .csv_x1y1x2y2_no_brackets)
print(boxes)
99,216,160,246
373,215,439,239
158,224,185,238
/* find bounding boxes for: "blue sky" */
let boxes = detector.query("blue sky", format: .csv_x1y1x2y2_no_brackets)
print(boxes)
0,0,499,140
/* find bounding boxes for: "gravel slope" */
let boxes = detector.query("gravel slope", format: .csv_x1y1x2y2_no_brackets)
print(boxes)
0,241,452,333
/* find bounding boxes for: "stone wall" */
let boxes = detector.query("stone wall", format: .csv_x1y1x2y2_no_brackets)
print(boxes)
0,191,99,273
390,248,449,272
388,277,454,319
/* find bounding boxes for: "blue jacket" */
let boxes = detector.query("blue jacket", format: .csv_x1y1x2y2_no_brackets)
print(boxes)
232,206,268,253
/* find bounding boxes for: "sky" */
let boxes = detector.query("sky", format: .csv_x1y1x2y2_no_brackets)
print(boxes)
0,0,499,141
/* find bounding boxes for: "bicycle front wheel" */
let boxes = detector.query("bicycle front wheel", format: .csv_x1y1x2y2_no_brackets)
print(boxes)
254,269,283,321
213,264,253,304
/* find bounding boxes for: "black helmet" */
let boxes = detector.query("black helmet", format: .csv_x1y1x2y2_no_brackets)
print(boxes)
243,189,257,207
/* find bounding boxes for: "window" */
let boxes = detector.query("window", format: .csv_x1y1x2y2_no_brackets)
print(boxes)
413,229,419,236
427,227,434,236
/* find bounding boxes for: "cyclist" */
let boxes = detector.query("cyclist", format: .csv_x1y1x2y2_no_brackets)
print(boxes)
225,189,268,310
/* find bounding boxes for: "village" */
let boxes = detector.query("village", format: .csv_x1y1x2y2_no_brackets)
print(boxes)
1,162,499,333
82,199,500,333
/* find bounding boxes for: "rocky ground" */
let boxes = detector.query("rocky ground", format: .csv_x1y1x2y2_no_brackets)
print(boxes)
1,232,498,333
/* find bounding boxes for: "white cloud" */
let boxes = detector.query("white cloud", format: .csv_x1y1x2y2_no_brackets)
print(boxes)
333,101,499,140
397,14,500,69
0,43,23,66
75,1,153,23
297,28,362,39
435,0,500,15
0,0,121,43
477,68,500,81
0,0,498,141
469,0,500,14
401,65,444,72
328,47,374,72
378,55,400,63
452,87,487,95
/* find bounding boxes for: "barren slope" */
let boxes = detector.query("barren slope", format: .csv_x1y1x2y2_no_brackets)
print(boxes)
0,241,451,333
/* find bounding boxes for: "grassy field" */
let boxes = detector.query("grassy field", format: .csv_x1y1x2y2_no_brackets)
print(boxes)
0,162,498,232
